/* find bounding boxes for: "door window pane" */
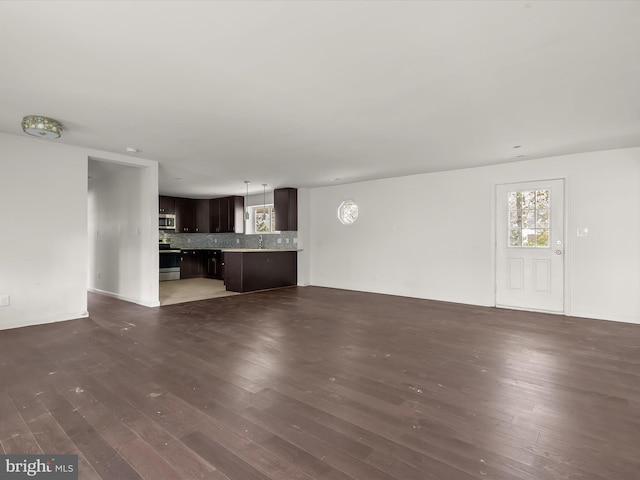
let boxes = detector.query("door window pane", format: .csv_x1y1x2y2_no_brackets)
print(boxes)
509,229,521,247
507,189,550,248
523,210,536,228
536,209,549,228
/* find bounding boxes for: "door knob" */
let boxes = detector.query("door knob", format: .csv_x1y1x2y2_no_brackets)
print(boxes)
555,250,563,255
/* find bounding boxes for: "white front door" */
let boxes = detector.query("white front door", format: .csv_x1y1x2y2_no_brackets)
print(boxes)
496,179,565,313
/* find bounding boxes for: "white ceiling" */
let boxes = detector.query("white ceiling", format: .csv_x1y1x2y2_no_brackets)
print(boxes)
2,1,640,197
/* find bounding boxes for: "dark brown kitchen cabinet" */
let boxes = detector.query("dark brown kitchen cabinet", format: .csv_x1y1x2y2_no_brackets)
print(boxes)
274,188,297,231
180,250,205,279
223,251,297,293
228,196,245,233
195,199,210,233
210,196,244,233
175,198,210,233
159,195,176,214
209,198,225,233
175,198,196,232
181,249,222,279
205,249,223,279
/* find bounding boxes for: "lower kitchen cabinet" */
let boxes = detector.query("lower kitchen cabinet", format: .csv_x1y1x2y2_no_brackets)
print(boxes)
181,249,223,279
223,251,297,293
180,250,204,279
179,249,296,290
205,249,223,279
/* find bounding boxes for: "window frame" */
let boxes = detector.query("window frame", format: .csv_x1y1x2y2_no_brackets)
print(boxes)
248,204,278,234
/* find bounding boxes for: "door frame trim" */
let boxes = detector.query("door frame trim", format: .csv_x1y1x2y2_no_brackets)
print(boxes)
491,176,571,315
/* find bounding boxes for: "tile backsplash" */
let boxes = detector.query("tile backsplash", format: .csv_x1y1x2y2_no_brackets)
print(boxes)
161,231,298,249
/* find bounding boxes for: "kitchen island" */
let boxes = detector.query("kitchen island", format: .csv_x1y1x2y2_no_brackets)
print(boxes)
222,249,298,293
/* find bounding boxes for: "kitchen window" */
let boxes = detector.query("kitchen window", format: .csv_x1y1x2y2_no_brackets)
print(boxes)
249,204,277,233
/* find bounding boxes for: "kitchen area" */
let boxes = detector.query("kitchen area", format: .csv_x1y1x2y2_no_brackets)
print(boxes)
158,188,300,305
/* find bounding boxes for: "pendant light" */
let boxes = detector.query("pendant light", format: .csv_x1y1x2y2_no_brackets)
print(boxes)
262,184,267,231
244,181,250,220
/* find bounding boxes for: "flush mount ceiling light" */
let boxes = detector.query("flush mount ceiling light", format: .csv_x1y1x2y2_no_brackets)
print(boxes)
338,200,359,225
21,115,62,139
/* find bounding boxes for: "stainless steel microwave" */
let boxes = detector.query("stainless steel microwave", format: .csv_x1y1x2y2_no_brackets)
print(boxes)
159,213,176,230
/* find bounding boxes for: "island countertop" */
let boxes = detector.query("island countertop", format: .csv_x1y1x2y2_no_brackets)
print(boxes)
176,247,301,252
221,248,301,252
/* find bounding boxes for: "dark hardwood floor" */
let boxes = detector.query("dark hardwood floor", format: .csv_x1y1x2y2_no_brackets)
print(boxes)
1,286,639,480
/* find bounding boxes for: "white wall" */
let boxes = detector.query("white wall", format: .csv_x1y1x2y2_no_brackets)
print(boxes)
309,147,640,324
246,191,274,207
297,187,311,286
88,160,159,307
0,134,159,331
0,133,89,330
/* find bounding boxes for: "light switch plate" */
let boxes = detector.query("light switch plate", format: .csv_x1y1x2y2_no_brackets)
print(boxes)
0,295,10,307
577,227,589,237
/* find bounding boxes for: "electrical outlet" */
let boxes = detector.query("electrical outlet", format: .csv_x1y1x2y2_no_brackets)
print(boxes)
293,238,298,244
285,238,290,243
277,238,282,244
236,238,240,244
0,295,10,307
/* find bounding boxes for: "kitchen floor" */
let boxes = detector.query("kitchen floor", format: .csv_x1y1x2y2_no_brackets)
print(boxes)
159,278,238,305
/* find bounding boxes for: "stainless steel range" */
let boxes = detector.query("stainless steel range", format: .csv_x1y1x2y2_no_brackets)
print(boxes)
159,243,181,281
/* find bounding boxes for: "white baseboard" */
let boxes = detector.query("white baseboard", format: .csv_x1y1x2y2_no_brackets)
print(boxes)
0,310,89,331
568,310,640,325
88,288,160,308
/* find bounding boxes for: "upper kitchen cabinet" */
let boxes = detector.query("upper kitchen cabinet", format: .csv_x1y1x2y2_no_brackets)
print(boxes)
175,198,210,233
209,197,225,234
175,197,196,232
195,199,210,233
274,188,298,231
162,195,242,234
210,196,244,233
159,195,176,214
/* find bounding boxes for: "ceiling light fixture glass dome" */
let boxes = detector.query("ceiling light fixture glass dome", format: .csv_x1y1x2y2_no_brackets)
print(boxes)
21,115,63,139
